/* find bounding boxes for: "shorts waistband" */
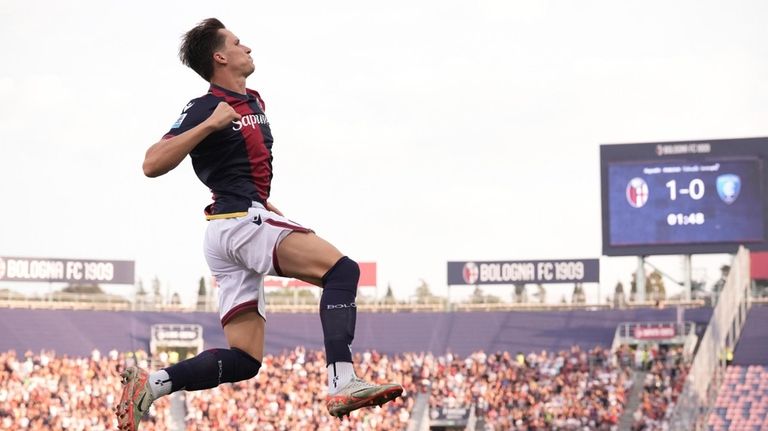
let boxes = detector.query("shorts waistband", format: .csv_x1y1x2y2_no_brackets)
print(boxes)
205,201,266,220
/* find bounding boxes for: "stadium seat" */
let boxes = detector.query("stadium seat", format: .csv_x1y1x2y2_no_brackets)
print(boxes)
708,366,768,431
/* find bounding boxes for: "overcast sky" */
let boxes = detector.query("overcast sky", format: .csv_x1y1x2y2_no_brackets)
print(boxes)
1,0,766,305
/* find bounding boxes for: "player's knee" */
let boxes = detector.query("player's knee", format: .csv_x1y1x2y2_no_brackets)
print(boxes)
231,348,262,380
322,256,360,292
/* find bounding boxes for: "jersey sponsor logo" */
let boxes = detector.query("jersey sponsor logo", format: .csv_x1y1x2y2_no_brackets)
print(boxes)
232,113,269,131
183,102,195,112
171,113,187,129
716,174,741,204
626,177,649,208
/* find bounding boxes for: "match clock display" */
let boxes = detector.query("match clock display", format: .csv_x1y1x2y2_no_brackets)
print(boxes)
608,158,764,246
601,138,768,256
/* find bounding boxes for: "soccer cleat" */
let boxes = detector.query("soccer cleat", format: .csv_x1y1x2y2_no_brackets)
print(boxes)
326,377,404,418
115,366,154,431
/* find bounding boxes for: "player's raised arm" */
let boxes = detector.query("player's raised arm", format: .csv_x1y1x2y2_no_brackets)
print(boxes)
143,102,241,177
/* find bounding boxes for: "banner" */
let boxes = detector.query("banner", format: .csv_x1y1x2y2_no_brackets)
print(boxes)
429,406,471,427
264,262,377,287
152,324,203,342
447,259,599,285
0,256,135,284
633,324,677,340
752,252,768,280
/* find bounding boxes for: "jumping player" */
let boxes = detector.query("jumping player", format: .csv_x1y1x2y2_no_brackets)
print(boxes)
115,18,403,431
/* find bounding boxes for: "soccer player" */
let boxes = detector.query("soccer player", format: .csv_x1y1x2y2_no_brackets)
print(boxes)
115,18,403,431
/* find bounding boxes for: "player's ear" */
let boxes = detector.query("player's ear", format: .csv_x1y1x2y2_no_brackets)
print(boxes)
213,52,227,65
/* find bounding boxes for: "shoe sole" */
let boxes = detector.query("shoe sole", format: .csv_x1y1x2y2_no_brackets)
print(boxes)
328,385,404,418
115,367,140,431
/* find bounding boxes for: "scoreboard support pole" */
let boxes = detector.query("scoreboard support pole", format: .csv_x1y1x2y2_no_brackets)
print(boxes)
636,256,646,302
682,255,692,301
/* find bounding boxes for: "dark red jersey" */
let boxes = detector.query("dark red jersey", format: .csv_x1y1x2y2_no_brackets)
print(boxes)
164,84,274,218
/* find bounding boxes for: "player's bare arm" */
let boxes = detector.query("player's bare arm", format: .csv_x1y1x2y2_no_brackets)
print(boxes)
143,102,240,177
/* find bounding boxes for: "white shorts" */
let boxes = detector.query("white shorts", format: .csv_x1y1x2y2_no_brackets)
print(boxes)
204,202,311,326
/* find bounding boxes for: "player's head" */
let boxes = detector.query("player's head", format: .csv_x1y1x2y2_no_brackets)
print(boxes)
179,18,255,82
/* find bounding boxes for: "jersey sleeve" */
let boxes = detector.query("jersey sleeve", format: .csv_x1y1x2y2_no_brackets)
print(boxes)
162,95,218,139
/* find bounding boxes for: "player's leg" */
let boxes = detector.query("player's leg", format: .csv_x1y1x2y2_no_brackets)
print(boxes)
275,230,351,368
117,218,265,431
273,229,344,285
222,309,266,362
151,318,263,394
144,261,265,397
117,314,263,431
275,231,403,417
117,331,263,431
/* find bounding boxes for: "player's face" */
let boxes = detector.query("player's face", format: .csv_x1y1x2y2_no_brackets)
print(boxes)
217,29,255,77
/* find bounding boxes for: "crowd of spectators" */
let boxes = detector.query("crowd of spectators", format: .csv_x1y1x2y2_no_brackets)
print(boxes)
0,344,690,431
0,347,418,431
430,346,631,430
0,349,169,431
629,345,690,431
182,347,418,430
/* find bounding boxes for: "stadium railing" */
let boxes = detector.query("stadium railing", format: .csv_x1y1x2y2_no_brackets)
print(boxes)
610,321,698,358
0,288,706,313
668,246,752,430
405,390,431,431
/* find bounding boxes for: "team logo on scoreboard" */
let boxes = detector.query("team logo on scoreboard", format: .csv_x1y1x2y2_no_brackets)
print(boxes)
626,177,649,208
716,174,741,205
0,258,5,280
462,262,479,284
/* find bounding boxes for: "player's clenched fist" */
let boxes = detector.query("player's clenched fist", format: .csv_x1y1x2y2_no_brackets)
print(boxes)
207,101,241,130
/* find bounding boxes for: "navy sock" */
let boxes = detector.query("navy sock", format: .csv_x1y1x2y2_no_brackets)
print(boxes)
320,256,359,364
164,347,261,393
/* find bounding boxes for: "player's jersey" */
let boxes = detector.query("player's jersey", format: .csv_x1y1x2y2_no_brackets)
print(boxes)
163,84,274,219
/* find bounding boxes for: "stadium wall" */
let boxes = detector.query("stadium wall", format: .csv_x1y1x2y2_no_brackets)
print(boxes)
0,307,713,357
732,305,768,366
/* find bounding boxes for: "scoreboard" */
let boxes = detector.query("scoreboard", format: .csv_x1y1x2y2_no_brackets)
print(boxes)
601,138,768,256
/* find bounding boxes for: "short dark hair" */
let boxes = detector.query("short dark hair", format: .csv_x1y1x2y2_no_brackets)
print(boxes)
179,18,226,81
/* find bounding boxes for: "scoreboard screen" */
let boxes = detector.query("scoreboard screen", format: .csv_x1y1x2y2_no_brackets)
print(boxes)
601,138,768,256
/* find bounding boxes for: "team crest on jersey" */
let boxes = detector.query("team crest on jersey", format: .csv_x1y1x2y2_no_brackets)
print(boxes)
626,177,649,208
171,113,187,129
716,174,741,204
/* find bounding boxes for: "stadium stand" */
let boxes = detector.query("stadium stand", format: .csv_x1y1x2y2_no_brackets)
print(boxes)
0,349,170,431
0,248,762,430
0,308,761,430
0,307,716,430
429,346,630,430
707,366,768,431
731,306,768,366
1,345,639,430
669,247,755,430
629,345,690,431
704,305,768,431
